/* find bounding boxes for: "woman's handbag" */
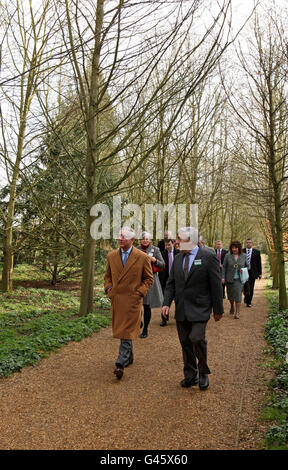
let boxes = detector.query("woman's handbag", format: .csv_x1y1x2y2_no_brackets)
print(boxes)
240,267,249,284
148,249,165,273
152,262,165,273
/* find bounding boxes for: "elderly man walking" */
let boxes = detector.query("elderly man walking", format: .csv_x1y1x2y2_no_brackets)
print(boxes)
162,227,223,390
104,227,154,380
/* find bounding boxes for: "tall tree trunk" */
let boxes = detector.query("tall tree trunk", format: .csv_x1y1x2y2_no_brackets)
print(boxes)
79,0,104,315
80,207,97,314
274,191,287,309
1,1,52,292
268,75,287,308
270,251,279,289
1,118,26,292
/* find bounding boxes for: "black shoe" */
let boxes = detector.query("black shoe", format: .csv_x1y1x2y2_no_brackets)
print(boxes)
181,376,199,388
140,330,148,338
160,320,167,327
247,304,252,307
114,364,124,380
199,374,209,390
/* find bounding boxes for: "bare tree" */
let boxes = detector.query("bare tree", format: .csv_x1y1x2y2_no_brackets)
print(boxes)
222,3,288,308
0,0,62,291
53,0,235,314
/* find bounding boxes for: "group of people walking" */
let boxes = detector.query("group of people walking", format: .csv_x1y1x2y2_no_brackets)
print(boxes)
218,238,262,319
104,227,262,389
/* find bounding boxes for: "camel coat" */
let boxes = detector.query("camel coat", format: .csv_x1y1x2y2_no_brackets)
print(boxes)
104,247,154,340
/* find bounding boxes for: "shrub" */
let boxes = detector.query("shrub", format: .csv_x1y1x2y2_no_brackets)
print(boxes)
0,287,111,377
263,292,288,450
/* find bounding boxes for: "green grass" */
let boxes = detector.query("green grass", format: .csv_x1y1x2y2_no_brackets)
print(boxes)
262,289,288,450
0,270,111,377
12,263,51,282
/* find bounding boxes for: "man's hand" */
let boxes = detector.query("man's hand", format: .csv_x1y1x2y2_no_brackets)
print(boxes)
162,306,170,318
135,290,143,297
213,313,223,322
258,275,262,280
221,279,225,285
106,286,113,299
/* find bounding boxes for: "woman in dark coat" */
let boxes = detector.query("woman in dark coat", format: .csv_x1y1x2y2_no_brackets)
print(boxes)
136,232,165,338
222,240,248,319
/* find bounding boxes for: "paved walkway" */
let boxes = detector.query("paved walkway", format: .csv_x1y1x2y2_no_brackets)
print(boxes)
0,276,270,450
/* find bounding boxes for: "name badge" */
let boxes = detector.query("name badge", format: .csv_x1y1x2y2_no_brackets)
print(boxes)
194,259,202,266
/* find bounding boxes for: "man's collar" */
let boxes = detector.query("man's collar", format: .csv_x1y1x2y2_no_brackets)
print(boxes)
183,245,199,255
121,246,133,254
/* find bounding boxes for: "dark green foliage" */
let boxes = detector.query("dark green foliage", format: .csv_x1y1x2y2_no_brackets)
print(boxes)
0,286,111,377
263,292,288,450
264,294,288,358
265,424,288,450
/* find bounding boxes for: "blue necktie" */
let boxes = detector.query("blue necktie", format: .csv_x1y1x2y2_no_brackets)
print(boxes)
122,251,129,266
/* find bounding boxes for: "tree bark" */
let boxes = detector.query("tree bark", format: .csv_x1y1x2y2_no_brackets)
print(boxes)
79,0,104,315
2,115,27,291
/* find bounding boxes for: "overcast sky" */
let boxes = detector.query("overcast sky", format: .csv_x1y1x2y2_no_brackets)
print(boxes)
0,0,286,188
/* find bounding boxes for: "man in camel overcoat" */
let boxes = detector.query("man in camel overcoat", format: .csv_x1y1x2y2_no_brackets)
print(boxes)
104,226,154,380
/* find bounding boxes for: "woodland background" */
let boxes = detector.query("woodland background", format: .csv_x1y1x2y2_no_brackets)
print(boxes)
0,0,287,313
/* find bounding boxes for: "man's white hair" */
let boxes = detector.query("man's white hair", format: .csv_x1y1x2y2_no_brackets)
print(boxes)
177,226,198,243
120,226,136,240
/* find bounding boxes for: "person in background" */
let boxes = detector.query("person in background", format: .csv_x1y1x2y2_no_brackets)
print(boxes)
104,227,154,380
215,240,228,299
198,235,215,252
243,238,262,307
221,240,248,319
137,232,165,338
158,230,173,253
162,227,223,391
159,238,180,326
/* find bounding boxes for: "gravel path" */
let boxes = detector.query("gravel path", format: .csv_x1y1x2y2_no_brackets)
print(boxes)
0,275,271,450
